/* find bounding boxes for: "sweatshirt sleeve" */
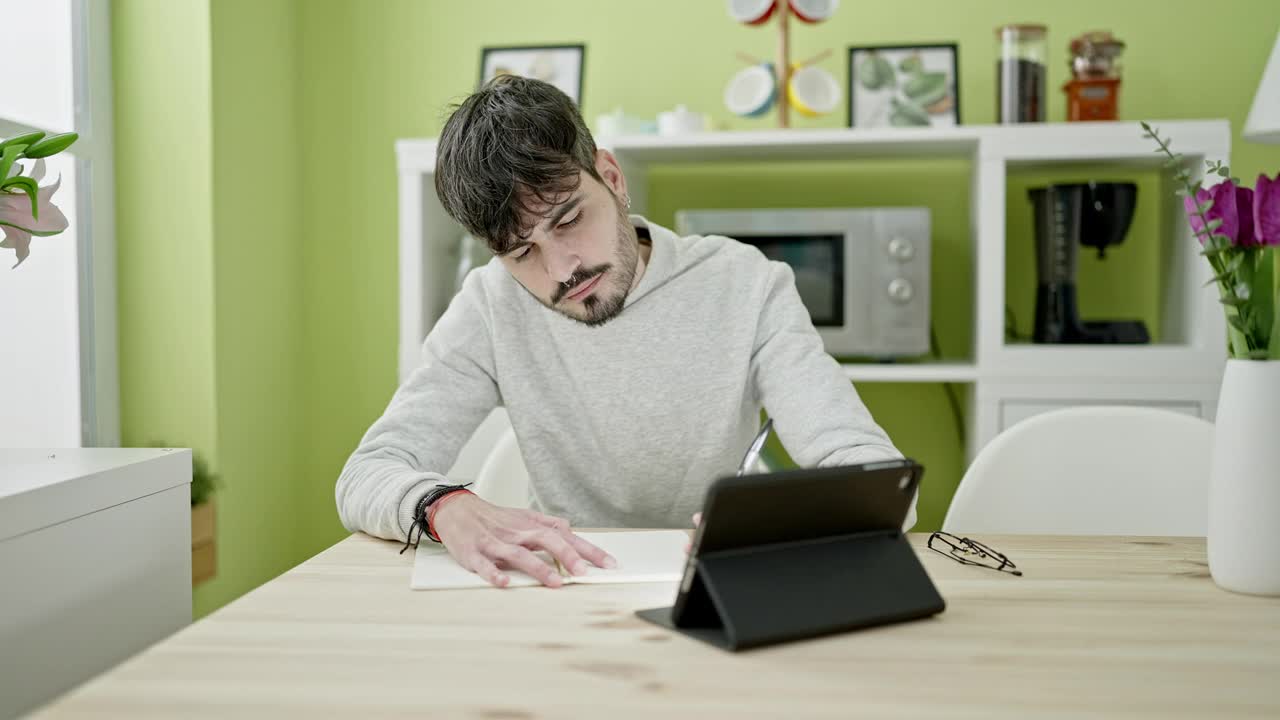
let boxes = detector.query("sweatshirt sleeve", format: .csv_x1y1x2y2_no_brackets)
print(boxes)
749,260,918,531
334,271,501,541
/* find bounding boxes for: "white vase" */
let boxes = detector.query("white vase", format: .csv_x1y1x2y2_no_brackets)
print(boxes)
1208,359,1280,596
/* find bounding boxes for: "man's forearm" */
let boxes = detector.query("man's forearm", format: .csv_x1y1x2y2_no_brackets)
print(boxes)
335,448,449,541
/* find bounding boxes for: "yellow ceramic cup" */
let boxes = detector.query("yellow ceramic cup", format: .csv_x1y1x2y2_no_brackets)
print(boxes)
787,64,840,117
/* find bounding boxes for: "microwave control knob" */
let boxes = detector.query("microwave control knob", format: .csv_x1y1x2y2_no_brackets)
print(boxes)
887,278,914,303
887,237,915,261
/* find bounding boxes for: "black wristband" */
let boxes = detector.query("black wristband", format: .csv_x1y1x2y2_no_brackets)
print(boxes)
399,483,472,555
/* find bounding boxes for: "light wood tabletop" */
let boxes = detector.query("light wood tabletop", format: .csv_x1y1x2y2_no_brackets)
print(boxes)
32,533,1280,719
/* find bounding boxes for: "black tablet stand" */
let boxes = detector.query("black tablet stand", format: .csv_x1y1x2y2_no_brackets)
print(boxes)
636,529,945,651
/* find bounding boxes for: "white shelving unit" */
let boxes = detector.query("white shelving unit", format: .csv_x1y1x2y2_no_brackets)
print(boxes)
396,120,1229,463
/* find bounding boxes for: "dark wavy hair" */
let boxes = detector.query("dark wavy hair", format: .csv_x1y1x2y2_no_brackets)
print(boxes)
434,75,601,255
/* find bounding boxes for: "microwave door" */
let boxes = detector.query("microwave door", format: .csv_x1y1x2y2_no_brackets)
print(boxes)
733,233,844,330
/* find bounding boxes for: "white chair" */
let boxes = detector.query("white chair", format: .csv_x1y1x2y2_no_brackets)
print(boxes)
943,406,1214,536
471,426,531,509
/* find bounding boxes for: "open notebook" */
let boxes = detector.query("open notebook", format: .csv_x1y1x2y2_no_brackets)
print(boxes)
411,530,689,590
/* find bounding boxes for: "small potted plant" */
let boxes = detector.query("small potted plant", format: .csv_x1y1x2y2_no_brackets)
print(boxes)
153,443,220,586
1144,122,1280,596
189,452,219,587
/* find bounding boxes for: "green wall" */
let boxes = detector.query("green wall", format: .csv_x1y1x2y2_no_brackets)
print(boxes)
114,0,217,477
204,0,305,618
114,0,1280,614
113,0,304,618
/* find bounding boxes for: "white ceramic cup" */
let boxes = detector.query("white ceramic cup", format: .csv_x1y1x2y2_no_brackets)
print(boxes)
657,105,707,135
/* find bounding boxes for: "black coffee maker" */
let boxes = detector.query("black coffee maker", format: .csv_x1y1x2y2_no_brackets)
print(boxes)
1028,182,1150,344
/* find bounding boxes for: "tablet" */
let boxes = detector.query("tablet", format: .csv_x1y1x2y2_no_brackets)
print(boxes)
637,458,944,650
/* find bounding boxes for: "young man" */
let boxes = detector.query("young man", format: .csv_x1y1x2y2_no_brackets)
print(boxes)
336,75,911,588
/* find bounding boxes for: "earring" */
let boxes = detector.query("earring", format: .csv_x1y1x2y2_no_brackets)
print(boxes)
623,194,632,211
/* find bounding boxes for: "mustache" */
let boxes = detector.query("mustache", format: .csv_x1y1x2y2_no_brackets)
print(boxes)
553,263,611,303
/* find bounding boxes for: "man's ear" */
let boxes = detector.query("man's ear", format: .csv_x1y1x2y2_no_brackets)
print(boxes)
594,149,628,200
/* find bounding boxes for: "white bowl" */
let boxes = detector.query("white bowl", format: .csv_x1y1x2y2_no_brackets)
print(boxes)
725,64,777,117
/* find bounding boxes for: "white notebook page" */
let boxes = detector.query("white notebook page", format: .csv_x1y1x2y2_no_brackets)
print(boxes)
411,530,688,590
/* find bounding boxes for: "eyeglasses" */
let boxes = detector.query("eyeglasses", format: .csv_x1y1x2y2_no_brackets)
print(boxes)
927,531,1023,576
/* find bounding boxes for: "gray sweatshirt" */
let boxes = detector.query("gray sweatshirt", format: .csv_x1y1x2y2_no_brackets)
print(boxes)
335,215,911,542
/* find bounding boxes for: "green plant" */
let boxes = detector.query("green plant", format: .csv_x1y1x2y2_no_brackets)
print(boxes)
149,442,220,506
191,453,219,506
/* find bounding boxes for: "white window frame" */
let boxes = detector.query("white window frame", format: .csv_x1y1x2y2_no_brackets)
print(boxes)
0,0,118,446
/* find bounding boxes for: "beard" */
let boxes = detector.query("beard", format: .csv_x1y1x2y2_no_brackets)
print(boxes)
545,201,638,327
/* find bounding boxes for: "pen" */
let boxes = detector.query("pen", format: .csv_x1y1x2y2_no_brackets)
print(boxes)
737,418,773,476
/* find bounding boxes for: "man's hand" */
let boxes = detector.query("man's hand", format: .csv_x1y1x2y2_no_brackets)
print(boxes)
430,493,616,588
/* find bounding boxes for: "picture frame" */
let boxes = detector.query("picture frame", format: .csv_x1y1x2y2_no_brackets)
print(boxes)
847,43,960,128
478,44,586,106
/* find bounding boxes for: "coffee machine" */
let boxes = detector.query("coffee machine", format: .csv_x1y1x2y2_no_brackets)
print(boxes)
1028,182,1150,344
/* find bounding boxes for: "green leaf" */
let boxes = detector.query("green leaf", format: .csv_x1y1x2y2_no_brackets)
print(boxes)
0,131,44,153
889,96,930,127
902,71,948,107
0,143,26,184
1206,218,1224,232
1200,237,1230,256
1235,252,1254,287
1220,294,1247,307
23,132,77,159
1269,248,1280,359
1217,167,1230,177
1,176,39,219
858,53,895,90
1248,246,1275,356
1227,314,1248,333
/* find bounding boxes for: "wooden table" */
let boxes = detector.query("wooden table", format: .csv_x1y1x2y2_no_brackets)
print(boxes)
33,534,1280,719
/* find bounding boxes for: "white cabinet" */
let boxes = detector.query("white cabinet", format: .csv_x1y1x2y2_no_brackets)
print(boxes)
396,121,1230,464
0,448,191,719
976,377,1221,440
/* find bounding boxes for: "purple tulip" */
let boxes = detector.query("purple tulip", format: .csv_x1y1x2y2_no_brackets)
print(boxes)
1185,180,1255,247
1254,172,1280,247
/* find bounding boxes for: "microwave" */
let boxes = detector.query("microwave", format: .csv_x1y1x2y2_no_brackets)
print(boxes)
675,208,931,359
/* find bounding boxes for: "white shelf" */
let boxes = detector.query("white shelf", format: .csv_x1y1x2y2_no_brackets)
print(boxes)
395,120,1230,171
841,362,977,383
604,126,980,162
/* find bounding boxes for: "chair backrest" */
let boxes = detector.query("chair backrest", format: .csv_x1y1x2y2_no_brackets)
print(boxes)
471,426,531,509
943,406,1214,536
